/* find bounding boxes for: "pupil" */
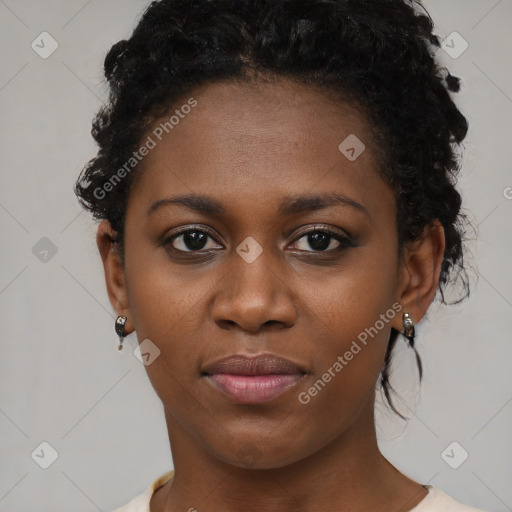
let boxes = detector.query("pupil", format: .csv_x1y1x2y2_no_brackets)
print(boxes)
185,231,207,250
309,233,329,251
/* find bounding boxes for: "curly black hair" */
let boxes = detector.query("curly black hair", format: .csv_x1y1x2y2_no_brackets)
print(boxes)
74,0,472,419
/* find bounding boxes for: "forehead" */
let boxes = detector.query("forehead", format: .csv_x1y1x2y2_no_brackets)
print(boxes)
128,77,393,222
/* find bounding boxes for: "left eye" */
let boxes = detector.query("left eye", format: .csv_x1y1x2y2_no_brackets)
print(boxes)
289,229,349,252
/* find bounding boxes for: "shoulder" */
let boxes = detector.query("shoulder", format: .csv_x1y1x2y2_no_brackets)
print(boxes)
112,470,174,512
412,485,487,512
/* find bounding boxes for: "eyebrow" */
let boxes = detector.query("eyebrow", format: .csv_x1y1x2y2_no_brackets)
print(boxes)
147,193,370,219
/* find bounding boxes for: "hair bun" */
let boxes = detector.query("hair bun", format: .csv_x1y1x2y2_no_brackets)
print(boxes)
104,39,130,81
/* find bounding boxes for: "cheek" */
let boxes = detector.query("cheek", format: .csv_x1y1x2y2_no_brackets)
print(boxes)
124,232,211,342
125,270,205,416
123,249,211,388
309,251,397,342
299,250,399,400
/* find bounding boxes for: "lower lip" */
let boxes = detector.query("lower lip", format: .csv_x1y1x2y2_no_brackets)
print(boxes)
205,373,304,404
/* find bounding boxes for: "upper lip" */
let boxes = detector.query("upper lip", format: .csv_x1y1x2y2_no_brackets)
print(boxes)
202,353,306,376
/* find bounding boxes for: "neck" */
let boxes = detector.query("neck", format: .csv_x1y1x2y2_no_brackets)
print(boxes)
152,393,426,512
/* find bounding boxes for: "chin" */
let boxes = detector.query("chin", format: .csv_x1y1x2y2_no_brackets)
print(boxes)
212,439,310,470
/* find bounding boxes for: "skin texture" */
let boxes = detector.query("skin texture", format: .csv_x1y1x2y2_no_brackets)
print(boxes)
97,77,445,512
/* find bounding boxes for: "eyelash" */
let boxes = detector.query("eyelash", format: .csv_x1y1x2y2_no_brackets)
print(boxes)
161,224,353,256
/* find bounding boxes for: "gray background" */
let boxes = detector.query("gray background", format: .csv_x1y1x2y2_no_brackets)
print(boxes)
0,0,511,511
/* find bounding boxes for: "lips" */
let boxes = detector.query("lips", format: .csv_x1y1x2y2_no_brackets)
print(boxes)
202,353,306,404
203,353,306,376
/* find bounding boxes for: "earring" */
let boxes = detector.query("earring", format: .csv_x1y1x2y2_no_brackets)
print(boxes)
115,315,128,350
402,312,415,348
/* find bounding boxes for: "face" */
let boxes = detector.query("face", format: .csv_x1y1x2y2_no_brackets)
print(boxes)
99,77,442,469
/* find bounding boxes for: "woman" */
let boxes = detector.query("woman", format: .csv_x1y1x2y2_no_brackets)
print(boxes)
74,0,484,510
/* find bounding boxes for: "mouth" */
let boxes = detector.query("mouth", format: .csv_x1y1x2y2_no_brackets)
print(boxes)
202,353,307,404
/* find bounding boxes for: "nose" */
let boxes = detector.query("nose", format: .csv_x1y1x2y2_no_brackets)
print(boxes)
211,247,297,333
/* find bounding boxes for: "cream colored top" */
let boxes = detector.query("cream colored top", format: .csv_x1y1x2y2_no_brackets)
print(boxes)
112,470,486,512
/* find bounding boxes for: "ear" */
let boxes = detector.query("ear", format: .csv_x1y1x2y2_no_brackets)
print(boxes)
96,219,135,334
391,220,445,332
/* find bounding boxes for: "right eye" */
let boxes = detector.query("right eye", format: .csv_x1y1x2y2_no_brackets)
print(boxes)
164,227,223,253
